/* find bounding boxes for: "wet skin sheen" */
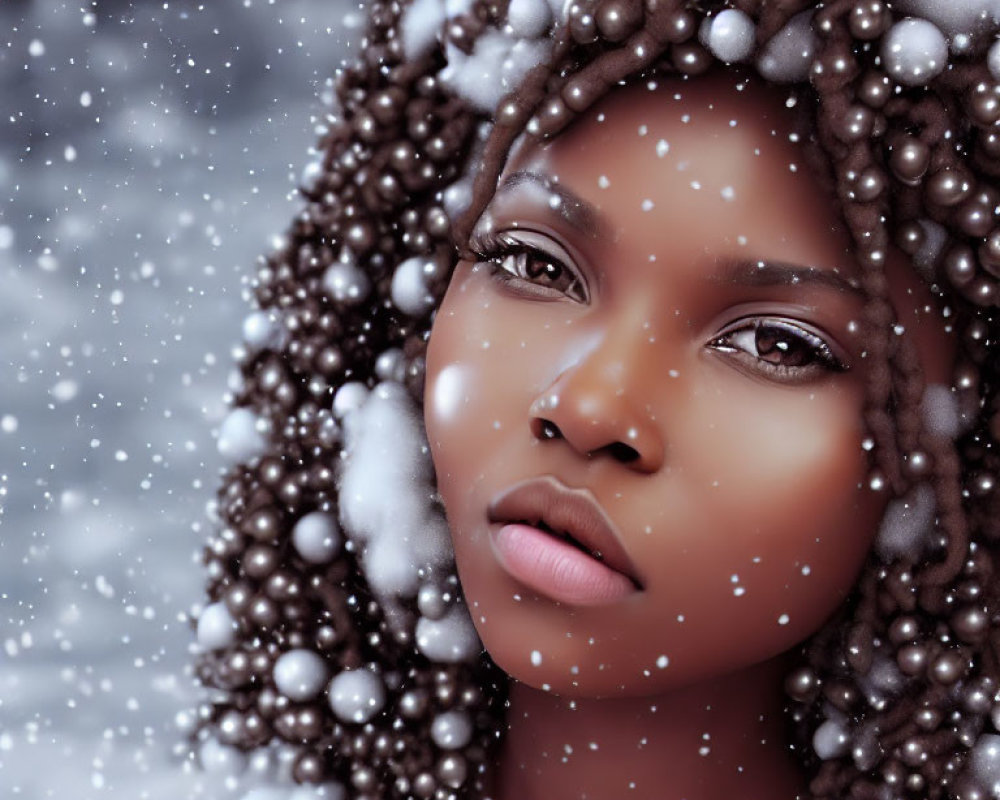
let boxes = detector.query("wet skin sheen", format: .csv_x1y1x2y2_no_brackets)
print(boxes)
424,76,953,700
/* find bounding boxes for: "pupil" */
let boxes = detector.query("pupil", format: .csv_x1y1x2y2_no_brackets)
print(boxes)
756,326,808,366
526,258,558,280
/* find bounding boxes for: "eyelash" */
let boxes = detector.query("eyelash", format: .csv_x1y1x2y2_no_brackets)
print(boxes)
470,229,846,382
470,230,589,303
709,318,848,382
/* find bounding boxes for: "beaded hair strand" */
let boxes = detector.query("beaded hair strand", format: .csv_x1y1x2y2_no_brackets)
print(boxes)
195,1,1000,798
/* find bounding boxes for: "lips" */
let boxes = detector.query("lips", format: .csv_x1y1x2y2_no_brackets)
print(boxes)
487,476,643,604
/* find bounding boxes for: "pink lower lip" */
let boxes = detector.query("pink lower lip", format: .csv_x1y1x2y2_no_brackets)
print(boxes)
492,523,638,606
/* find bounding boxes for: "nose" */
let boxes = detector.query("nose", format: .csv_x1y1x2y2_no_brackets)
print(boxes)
529,336,666,474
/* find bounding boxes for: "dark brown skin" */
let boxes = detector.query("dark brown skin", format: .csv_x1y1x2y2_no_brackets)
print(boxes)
425,76,954,799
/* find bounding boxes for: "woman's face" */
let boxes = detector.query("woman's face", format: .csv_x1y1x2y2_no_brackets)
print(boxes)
424,75,952,696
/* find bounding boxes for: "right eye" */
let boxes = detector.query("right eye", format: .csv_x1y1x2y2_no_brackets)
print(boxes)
473,232,589,303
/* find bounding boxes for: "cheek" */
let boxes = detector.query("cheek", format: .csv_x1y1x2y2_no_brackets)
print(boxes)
633,383,883,670
424,278,522,509
424,268,578,482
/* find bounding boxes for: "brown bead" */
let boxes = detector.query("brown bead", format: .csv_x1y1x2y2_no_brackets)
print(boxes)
369,88,406,126
567,3,598,44
965,276,999,307
671,42,712,76
225,580,255,615
244,507,282,542
248,595,280,628
969,81,1000,127
495,97,520,127
952,606,989,643
979,129,1000,160
889,615,920,644
562,75,605,113
929,650,968,685
345,220,376,253
896,221,925,256
849,2,890,40
835,105,875,143
595,0,642,42
315,345,344,376
914,706,941,731
265,569,302,602
663,9,697,43
944,243,977,287
882,758,906,786
535,96,573,138
854,166,887,201
955,191,997,238
973,471,997,497
926,168,972,207
903,450,932,480
293,751,327,784
258,456,286,486
897,643,928,676
244,544,280,579
980,228,1000,276
859,71,892,108
889,137,929,183
824,679,860,712
900,736,929,767
389,140,417,173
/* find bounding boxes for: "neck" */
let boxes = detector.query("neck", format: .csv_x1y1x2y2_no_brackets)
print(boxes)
493,656,806,800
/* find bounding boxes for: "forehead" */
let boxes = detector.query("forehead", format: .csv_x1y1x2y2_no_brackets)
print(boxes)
535,74,813,180
496,74,856,276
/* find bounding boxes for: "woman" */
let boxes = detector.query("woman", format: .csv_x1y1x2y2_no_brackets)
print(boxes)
197,1,1000,797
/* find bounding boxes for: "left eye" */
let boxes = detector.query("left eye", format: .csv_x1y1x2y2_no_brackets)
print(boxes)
493,248,588,302
470,230,589,303
709,318,847,381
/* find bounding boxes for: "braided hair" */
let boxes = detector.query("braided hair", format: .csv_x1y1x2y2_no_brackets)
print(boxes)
196,2,1000,797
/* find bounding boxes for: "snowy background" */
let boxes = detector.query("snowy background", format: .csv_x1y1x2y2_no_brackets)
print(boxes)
0,2,354,797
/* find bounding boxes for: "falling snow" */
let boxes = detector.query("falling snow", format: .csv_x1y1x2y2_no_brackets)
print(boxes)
1,1,354,797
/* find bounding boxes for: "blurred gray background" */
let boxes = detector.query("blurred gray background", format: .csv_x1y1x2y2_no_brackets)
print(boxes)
0,1,353,796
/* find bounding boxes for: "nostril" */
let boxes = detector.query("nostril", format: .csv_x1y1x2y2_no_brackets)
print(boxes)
532,416,642,463
532,418,563,441
605,442,640,464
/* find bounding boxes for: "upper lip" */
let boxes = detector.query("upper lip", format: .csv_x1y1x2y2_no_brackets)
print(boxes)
487,475,643,589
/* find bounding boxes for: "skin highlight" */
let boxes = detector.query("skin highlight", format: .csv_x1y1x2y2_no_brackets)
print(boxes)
425,76,953,798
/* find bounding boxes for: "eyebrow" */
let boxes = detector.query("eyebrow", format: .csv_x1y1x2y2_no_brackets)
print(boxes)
497,170,604,238
494,173,864,299
715,258,864,298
